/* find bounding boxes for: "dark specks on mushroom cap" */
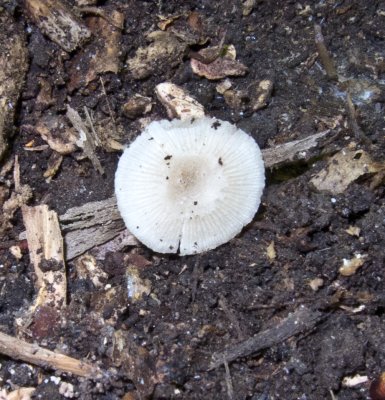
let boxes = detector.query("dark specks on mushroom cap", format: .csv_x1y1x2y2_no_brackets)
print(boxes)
115,116,265,256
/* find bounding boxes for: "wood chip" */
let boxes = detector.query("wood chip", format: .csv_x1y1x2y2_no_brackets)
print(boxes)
155,82,205,120
266,241,276,262
24,0,91,52
22,205,66,310
339,254,367,276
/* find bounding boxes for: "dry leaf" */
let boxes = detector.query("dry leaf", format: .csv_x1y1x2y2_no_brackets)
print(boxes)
191,45,247,80
32,115,78,155
310,149,384,194
67,9,123,90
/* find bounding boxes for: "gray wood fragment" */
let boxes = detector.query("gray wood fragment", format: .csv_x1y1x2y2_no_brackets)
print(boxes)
59,197,135,260
209,306,323,370
262,129,331,168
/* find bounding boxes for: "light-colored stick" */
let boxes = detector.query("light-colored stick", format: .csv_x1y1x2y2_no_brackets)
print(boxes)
0,331,102,378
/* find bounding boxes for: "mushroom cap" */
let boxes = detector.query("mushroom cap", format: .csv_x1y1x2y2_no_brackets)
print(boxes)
115,117,265,255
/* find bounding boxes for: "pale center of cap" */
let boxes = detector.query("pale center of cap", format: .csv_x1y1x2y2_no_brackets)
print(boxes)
166,155,226,211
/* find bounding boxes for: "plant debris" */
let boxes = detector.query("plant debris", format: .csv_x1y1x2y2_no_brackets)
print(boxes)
310,148,384,194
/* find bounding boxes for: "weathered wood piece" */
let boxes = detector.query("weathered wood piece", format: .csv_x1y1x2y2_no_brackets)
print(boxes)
22,205,67,309
262,129,331,168
59,196,136,260
0,10,28,160
209,306,323,370
24,0,91,52
0,331,102,378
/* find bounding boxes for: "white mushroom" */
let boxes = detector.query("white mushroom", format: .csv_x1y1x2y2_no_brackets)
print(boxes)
115,117,265,255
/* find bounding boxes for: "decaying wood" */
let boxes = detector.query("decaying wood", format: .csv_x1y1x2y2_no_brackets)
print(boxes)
24,0,91,52
67,10,123,91
59,196,136,260
209,306,323,370
0,10,28,160
0,331,102,378
262,129,331,168
22,205,67,310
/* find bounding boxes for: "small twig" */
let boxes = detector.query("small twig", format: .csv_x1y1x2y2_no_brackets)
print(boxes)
224,359,234,400
100,77,117,127
0,331,103,378
345,92,370,145
314,24,338,81
191,256,202,303
218,295,244,340
13,156,21,192
209,306,323,370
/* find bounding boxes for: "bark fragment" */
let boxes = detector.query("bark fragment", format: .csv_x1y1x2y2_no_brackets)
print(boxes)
24,0,91,52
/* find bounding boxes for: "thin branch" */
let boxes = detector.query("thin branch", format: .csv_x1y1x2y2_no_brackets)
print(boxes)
0,331,104,379
209,306,323,370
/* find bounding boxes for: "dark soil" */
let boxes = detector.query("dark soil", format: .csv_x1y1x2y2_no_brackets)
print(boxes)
1,0,385,399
